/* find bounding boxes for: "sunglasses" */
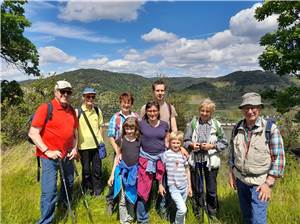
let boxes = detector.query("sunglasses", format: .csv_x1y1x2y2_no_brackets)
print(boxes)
85,95,96,99
59,89,72,95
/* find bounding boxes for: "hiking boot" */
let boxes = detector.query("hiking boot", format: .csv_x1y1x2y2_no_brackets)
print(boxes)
107,203,114,216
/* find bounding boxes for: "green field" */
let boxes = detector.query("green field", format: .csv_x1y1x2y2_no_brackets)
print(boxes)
1,141,300,224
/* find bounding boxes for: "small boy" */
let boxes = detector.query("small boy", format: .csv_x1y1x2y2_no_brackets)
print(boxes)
159,131,192,224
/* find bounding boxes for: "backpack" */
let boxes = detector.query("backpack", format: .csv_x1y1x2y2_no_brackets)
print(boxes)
27,102,53,182
28,102,53,144
77,106,99,120
232,118,275,145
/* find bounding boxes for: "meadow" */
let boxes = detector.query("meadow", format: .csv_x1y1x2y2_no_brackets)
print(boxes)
1,137,300,224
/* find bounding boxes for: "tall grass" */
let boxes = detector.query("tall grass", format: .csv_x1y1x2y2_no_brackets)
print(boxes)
1,142,300,224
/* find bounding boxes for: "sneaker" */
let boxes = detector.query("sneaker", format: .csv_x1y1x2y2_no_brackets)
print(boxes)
107,203,114,216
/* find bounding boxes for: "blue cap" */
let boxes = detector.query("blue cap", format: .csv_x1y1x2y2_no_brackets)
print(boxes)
82,87,96,95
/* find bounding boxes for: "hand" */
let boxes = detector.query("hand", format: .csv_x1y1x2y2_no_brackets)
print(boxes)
158,184,166,197
256,183,272,202
229,170,236,190
180,147,189,159
201,143,214,151
67,148,78,160
115,153,122,164
45,150,62,160
188,186,193,197
191,143,201,151
108,175,114,187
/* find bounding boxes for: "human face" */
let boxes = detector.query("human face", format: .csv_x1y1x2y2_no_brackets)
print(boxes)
153,84,165,102
170,138,181,152
242,105,261,125
55,88,72,106
84,94,96,106
199,105,212,122
124,126,135,138
146,105,159,122
120,99,132,115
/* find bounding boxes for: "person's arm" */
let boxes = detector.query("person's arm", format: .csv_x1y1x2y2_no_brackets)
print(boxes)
68,128,78,160
256,126,285,201
97,109,104,139
186,166,192,197
108,156,119,186
109,137,121,155
164,132,170,149
170,116,177,132
28,126,62,159
228,130,236,189
183,122,200,152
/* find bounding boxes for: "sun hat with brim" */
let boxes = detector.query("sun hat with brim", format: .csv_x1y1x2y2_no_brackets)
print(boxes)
239,92,264,109
82,87,96,95
55,80,72,90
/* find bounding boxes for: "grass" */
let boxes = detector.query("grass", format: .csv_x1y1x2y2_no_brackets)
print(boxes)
1,141,300,224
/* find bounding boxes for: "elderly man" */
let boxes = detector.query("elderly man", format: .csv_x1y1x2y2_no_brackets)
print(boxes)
29,80,78,224
229,92,285,224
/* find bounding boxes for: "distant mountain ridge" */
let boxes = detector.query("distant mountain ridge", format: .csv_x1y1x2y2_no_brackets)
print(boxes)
22,68,294,109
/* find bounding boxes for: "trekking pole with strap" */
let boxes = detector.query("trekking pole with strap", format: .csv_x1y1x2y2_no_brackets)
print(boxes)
199,152,211,224
58,159,76,224
72,160,94,224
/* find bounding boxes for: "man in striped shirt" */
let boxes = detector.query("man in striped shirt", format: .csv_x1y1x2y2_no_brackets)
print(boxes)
229,92,285,224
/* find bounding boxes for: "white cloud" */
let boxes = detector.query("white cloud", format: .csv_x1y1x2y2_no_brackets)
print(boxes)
142,28,178,42
29,22,126,44
39,46,77,64
1,60,27,81
58,0,145,22
230,3,278,42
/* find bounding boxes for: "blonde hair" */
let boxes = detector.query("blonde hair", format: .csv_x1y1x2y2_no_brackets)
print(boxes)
169,131,184,145
198,98,216,115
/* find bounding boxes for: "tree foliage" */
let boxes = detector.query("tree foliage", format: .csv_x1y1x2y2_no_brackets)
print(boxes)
1,80,24,106
255,1,300,77
1,0,40,76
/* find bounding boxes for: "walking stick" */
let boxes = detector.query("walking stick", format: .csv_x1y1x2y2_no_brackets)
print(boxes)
199,153,211,224
72,160,94,224
58,159,76,224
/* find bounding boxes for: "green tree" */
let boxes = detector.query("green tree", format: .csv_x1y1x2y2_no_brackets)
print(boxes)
1,80,24,106
1,0,40,76
255,1,300,77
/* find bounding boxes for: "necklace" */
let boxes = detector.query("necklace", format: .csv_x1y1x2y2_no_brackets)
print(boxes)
125,136,136,142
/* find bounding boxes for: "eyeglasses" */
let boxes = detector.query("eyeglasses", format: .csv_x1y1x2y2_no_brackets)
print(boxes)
146,110,159,113
85,95,96,99
60,89,72,95
242,106,259,112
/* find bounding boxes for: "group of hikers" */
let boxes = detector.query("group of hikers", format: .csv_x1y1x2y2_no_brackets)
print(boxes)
28,79,285,224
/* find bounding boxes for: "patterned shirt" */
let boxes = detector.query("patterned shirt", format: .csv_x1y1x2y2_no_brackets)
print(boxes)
162,149,188,188
229,117,285,177
107,111,139,139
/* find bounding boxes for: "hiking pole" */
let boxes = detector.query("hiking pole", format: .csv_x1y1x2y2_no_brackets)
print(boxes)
72,160,94,224
58,159,76,224
200,153,211,224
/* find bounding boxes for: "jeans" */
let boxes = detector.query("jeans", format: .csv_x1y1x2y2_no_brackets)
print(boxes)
136,196,150,224
119,187,135,224
38,158,74,224
236,179,268,224
191,162,219,217
169,185,188,224
79,148,102,195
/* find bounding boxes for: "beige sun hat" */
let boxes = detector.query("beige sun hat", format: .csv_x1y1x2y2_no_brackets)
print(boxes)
54,80,72,90
239,92,264,109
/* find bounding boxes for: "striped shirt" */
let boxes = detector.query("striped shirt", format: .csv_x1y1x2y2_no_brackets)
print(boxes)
107,111,139,139
229,117,285,177
163,149,188,187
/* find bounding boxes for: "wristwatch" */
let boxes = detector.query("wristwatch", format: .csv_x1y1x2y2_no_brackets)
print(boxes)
264,180,274,188
43,148,49,154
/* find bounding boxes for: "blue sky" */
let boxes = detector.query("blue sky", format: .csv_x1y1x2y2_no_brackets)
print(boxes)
2,0,279,81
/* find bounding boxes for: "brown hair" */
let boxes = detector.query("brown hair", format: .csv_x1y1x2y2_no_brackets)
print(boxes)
143,100,160,121
119,92,134,105
122,117,140,139
152,79,166,91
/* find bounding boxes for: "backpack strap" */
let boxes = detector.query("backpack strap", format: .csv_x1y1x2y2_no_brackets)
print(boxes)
115,112,121,137
232,119,244,138
265,118,275,145
191,116,198,133
78,106,99,120
167,103,172,131
212,118,223,139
